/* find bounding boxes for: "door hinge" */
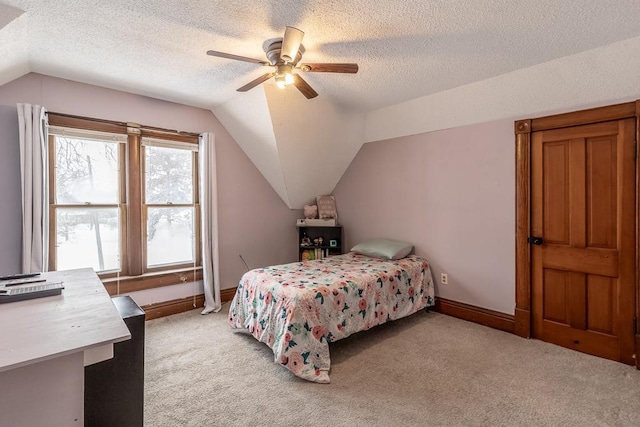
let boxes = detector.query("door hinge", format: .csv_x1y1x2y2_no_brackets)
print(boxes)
634,141,638,160
635,316,638,335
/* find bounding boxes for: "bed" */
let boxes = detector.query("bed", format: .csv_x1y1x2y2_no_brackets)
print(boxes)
228,251,435,383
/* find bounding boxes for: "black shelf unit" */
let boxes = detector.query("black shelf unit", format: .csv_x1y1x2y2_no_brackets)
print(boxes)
298,225,343,261
85,296,145,427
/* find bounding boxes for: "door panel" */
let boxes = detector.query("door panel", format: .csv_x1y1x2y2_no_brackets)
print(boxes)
586,137,617,249
543,142,570,245
542,269,568,324
567,272,586,330
532,118,636,365
586,275,614,334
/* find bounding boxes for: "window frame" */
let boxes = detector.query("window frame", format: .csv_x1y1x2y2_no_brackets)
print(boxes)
47,132,126,274
47,113,202,293
141,138,201,272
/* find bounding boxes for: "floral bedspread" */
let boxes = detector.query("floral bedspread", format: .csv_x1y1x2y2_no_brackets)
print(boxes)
228,253,435,383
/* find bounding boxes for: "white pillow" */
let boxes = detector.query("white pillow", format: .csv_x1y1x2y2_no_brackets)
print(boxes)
351,239,413,260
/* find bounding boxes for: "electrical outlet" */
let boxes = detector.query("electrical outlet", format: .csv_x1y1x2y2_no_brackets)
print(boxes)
440,273,448,285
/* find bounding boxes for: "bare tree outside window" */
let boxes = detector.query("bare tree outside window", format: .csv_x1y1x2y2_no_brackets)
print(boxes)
53,136,120,272
144,145,195,267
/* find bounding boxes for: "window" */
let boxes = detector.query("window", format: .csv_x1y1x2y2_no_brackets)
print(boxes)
49,128,125,273
48,114,201,291
143,139,198,269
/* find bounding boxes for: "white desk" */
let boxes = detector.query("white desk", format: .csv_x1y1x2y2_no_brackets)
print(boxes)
0,268,131,426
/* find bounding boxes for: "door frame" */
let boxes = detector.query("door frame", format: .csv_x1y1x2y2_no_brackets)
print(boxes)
514,100,640,368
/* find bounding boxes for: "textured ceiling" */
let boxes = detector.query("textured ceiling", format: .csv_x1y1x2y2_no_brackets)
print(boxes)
0,3,22,28
2,0,640,111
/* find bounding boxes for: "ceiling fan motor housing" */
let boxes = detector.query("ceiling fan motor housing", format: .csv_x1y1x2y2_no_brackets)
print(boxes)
265,40,305,66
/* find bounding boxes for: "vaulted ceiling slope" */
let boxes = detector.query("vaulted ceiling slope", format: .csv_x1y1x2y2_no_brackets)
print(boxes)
2,1,640,208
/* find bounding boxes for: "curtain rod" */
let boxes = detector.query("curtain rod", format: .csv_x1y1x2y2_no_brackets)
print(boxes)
47,111,201,138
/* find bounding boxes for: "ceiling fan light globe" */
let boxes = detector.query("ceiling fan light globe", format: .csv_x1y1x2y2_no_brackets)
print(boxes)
284,73,294,85
275,74,287,89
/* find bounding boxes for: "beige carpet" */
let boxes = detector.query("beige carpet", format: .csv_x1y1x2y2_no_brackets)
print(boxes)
144,304,640,426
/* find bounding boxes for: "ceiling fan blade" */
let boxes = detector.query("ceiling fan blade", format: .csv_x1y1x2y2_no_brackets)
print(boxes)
207,50,269,65
237,72,276,92
281,26,304,63
292,74,318,99
299,63,359,73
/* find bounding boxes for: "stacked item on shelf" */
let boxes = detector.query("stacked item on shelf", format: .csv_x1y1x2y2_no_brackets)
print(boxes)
300,247,330,261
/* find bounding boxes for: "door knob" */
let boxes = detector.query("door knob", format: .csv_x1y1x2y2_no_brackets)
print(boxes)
528,236,544,245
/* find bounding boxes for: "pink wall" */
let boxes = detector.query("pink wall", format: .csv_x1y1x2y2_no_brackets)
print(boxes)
334,120,515,314
0,73,300,304
0,73,517,312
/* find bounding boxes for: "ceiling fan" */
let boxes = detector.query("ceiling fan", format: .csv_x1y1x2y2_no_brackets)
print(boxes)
207,26,359,99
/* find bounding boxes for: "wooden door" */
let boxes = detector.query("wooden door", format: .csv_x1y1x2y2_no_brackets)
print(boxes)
531,118,636,364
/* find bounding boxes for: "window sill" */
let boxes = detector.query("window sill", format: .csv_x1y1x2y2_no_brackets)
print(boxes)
101,267,203,296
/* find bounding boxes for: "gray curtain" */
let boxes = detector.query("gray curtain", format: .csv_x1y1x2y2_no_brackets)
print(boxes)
17,103,48,273
199,132,221,314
